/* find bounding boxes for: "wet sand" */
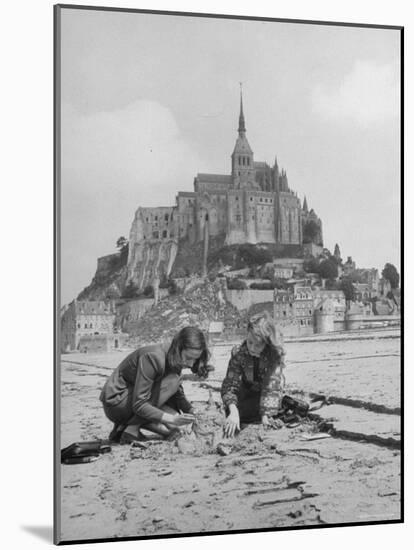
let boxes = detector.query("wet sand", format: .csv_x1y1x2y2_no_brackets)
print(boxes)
59,328,401,542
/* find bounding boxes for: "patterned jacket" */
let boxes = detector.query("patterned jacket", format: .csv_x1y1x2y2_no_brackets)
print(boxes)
221,342,285,417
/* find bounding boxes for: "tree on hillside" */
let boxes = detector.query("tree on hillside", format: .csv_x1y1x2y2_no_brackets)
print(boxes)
382,263,400,289
304,257,320,274
122,281,140,299
334,243,342,262
116,236,128,249
318,259,338,280
143,285,154,298
302,220,320,244
227,278,247,290
116,236,129,263
340,277,356,307
238,244,272,266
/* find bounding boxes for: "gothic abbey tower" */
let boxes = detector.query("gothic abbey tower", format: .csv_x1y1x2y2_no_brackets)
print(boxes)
127,90,323,283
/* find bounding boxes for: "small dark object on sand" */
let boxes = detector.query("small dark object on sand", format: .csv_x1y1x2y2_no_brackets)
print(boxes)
216,443,233,456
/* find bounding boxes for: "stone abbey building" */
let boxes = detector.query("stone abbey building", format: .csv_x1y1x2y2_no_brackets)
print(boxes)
128,92,323,279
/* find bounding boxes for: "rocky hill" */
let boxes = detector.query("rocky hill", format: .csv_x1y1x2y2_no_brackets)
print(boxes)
77,235,304,302
127,279,246,346
77,252,128,301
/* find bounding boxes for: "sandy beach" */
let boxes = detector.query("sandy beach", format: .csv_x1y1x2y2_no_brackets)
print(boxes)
59,328,401,542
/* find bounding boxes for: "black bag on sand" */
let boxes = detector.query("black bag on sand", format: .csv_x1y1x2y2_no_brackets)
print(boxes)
61,440,111,464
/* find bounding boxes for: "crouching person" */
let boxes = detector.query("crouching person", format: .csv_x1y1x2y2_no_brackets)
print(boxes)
100,326,210,444
221,312,286,438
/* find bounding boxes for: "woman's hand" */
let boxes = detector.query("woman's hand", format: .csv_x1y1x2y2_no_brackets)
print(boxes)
261,414,271,429
161,412,195,427
223,405,240,438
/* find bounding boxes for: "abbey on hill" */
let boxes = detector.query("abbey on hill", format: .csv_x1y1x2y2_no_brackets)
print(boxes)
128,90,323,256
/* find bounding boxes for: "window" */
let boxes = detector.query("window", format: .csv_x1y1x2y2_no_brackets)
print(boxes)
154,215,158,221
153,231,159,239
84,324,88,329
250,197,253,201
162,230,168,238
77,323,80,329
165,214,169,221
90,323,93,328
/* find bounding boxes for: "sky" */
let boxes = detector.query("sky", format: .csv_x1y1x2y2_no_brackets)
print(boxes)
60,8,401,305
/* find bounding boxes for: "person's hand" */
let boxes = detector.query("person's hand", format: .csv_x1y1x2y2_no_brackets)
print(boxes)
188,408,201,426
162,412,195,428
223,409,240,438
261,414,271,429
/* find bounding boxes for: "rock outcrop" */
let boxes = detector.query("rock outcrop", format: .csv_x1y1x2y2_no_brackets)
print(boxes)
128,279,245,346
127,239,178,289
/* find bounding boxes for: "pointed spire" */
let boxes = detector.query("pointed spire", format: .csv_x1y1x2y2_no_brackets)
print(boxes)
274,155,278,169
238,82,246,135
303,196,308,212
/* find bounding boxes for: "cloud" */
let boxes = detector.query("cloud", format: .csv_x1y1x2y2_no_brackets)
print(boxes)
60,99,203,303
311,60,399,126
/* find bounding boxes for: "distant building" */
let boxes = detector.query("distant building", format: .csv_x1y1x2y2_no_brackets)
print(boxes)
260,262,294,279
313,289,346,329
127,91,323,287
77,333,128,354
273,286,314,337
342,256,356,276
354,283,375,303
301,195,323,249
314,297,336,333
272,258,305,273
61,300,116,352
303,242,323,258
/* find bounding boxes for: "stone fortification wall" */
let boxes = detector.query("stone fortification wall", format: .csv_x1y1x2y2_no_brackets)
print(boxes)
225,289,274,311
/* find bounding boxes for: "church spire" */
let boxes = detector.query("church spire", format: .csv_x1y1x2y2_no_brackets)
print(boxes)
303,196,308,212
238,83,246,136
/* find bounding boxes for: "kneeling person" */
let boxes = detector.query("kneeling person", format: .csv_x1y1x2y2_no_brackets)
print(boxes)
221,312,285,438
100,326,210,443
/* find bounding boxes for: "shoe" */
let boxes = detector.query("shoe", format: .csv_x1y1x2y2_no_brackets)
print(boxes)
120,430,141,445
108,423,126,443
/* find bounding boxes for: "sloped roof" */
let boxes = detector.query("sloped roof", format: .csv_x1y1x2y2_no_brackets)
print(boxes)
196,173,232,184
232,135,253,155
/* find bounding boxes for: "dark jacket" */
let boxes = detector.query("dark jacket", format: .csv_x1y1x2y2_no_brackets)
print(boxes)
221,341,285,417
99,344,192,422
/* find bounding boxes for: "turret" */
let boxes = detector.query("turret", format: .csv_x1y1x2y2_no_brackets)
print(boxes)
231,85,255,187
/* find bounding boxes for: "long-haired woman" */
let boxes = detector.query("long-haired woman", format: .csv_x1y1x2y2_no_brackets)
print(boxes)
100,326,210,443
221,312,286,438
